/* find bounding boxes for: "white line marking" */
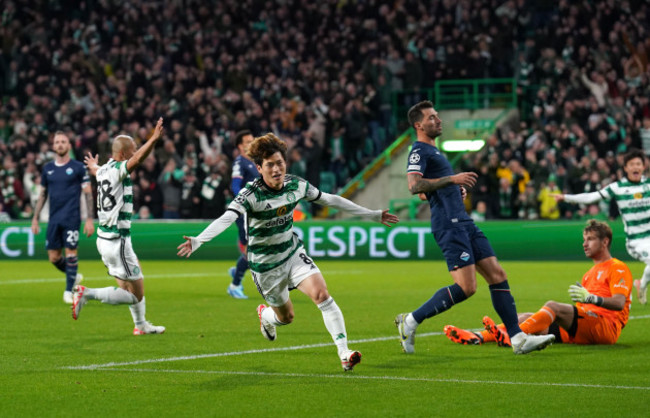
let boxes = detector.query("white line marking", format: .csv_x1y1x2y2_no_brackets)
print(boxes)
62,332,444,370
0,270,361,285
63,312,650,371
90,368,650,391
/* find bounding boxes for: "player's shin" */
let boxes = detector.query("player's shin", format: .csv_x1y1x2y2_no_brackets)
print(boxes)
65,256,78,291
129,296,146,326
489,280,522,337
89,287,139,305
519,306,556,335
317,297,349,355
412,284,467,323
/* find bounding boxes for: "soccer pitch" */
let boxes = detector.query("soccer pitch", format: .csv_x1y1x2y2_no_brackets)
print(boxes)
1,259,648,417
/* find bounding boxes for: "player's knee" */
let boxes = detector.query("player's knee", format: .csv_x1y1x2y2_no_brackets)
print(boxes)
543,300,560,310
49,254,62,264
459,283,476,297
313,289,331,305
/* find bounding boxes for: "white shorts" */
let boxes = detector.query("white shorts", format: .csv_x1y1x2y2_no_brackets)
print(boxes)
626,239,650,264
96,236,144,281
251,246,321,307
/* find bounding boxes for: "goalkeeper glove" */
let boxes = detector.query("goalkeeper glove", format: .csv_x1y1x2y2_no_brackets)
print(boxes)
568,282,603,306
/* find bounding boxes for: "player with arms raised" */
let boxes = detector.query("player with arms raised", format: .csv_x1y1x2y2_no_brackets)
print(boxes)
177,133,399,371
73,118,165,335
395,100,555,355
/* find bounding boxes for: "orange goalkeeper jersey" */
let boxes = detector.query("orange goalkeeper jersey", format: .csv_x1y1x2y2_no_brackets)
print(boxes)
578,258,633,327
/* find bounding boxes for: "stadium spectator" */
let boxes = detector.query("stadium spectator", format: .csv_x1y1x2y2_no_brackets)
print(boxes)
0,0,649,223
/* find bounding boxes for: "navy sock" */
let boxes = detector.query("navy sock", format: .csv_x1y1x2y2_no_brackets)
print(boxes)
489,280,522,337
65,256,78,292
232,255,248,286
412,283,467,323
52,257,66,273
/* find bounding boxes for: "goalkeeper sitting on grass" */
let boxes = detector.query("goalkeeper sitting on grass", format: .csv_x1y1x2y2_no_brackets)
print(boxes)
444,219,633,346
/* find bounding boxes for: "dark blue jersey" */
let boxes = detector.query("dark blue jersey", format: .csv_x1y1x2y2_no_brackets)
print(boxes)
231,155,258,195
406,141,471,232
41,160,89,225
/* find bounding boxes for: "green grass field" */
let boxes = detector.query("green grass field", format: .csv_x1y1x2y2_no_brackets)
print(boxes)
1,259,649,417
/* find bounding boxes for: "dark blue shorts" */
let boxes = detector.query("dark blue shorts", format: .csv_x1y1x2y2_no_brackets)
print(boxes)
235,216,248,246
45,222,80,250
434,223,496,271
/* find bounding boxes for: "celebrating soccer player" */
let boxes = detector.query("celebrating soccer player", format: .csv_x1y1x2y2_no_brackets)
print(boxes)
177,133,399,371
445,220,632,346
552,148,650,305
31,132,94,304
394,100,555,354
73,117,165,335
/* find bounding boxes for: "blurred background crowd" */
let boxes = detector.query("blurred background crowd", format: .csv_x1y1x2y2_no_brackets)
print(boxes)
0,0,649,221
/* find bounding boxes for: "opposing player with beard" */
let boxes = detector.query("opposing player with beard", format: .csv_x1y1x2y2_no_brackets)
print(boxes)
31,132,94,304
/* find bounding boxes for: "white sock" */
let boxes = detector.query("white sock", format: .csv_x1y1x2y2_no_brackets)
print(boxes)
129,297,146,326
405,313,418,331
641,265,650,288
317,297,348,356
87,287,138,305
261,306,287,326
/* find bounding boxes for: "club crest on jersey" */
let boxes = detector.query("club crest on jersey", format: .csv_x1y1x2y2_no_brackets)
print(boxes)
460,252,470,261
286,191,296,203
409,153,420,164
66,167,74,175
276,206,288,216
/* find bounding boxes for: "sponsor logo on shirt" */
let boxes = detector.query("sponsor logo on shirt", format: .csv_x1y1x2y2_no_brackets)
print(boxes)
265,214,292,228
47,170,54,175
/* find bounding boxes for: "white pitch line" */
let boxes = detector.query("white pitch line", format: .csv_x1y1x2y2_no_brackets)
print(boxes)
63,312,650,371
0,270,361,285
62,332,445,370
94,368,650,391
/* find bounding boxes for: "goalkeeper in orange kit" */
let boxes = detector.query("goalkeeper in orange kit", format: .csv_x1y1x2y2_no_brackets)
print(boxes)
445,219,633,346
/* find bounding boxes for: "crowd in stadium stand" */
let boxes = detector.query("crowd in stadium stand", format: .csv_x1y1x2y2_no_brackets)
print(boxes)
0,0,649,222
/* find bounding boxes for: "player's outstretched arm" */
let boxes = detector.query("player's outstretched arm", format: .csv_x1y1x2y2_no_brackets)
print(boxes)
126,117,164,173
556,191,603,205
176,210,239,258
407,172,477,195
313,192,399,226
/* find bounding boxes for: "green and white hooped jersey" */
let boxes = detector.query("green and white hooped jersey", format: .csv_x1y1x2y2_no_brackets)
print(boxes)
600,178,650,242
228,175,320,273
96,159,133,239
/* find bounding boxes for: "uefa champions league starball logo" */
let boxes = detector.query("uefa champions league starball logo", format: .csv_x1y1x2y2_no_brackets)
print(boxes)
409,153,420,164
